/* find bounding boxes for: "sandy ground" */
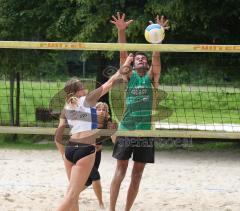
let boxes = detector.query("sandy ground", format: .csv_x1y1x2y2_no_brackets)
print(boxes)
1,149,240,211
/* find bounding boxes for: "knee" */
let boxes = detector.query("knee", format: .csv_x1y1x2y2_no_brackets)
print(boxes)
111,169,124,185
112,161,128,183
114,166,128,182
131,171,143,186
66,187,80,202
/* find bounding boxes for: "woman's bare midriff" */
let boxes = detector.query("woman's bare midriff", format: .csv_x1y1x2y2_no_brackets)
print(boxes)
70,130,99,145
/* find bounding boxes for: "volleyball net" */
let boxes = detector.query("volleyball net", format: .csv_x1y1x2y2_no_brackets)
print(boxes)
0,41,239,139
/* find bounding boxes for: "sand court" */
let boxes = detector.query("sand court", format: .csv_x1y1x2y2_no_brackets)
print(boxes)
1,149,240,210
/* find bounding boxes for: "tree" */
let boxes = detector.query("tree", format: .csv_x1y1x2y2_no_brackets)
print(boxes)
0,0,239,127
144,0,240,44
0,0,65,126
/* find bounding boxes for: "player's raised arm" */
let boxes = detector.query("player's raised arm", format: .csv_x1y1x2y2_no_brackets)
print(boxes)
86,54,134,107
119,53,134,76
85,71,121,107
111,12,133,66
149,52,161,88
149,15,170,88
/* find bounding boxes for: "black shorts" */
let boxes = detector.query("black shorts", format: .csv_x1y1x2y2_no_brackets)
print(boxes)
112,137,155,163
65,141,96,164
85,150,102,186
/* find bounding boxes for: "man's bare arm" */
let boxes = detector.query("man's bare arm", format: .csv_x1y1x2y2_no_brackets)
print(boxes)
149,52,161,88
148,15,170,88
111,12,133,66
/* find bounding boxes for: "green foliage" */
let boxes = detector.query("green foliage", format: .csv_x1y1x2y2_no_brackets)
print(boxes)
0,0,239,61
0,0,239,131
145,0,240,44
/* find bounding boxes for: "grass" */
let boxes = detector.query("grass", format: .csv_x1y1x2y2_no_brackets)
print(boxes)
0,137,56,150
154,138,240,152
110,83,240,124
1,135,240,152
188,142,240,152
160,91,240,124
0,80,240,127
0,79,96,127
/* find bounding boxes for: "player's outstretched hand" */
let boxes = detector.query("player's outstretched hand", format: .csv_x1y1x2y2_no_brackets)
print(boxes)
149,15,170,31
111,12,133,30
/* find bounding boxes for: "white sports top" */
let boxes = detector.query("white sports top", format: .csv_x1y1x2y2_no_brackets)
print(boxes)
62,96,98,134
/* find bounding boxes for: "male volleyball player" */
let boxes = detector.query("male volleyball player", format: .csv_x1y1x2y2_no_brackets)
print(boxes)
109,12,169,211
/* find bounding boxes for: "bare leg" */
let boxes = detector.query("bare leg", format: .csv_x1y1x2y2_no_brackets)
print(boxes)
57,153,95,211
63,158,80,211
92,180,104,208
110,160,129,211
124,162,145,211
64,157,73,181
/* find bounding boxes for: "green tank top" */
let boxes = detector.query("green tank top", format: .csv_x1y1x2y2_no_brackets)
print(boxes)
119,70,153,130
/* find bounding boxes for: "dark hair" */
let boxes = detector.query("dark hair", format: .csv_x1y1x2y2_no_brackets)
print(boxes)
133,52,149,63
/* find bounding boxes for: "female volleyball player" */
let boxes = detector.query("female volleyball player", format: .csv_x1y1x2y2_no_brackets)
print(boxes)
54,57,132,211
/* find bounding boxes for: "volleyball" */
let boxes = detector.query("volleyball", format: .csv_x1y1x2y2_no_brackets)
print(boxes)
144,24,165,44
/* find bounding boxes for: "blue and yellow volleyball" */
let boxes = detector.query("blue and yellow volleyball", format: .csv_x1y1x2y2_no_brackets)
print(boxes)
144,24,165,44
